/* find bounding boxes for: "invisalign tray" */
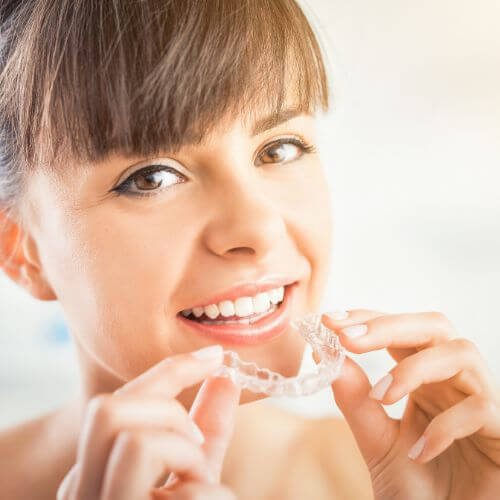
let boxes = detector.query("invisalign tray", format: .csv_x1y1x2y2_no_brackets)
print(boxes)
214,313,346,397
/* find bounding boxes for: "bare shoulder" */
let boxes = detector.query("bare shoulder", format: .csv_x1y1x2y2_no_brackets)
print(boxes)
0,412,55,498
298,415,373,499
0,406,77,500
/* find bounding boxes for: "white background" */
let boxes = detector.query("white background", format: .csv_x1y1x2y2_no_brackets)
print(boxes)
1,0,499,428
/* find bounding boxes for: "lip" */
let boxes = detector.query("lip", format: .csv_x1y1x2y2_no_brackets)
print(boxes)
180,275,298,311
177,282,298,346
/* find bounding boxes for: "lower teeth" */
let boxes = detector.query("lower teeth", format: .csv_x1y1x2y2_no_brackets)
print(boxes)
196,303,279,325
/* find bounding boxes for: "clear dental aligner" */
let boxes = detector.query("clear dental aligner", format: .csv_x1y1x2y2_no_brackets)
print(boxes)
214,313,346,397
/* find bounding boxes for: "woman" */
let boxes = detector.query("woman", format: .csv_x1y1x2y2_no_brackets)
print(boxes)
0,0,498,498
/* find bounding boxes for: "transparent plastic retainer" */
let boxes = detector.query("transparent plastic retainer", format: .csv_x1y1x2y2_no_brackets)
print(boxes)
213,313,346,397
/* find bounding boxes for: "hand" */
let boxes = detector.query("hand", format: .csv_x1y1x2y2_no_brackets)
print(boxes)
57,345,240,500
320,309,500,500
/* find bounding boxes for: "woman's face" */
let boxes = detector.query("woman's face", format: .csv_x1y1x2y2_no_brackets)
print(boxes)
21,107,333,406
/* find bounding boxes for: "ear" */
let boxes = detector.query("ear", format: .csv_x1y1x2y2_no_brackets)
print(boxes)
0,209,57,301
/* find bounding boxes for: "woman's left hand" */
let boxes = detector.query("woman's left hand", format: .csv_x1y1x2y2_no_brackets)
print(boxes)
320,309,500,500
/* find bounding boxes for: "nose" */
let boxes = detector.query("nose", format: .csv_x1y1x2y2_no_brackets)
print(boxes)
202,180,287,261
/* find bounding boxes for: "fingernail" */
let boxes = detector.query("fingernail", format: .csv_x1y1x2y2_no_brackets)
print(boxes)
408,435,426,460
369,373,393,400
326,309,349,320
340,324,368,338
190,421,205,444
192,345,223,361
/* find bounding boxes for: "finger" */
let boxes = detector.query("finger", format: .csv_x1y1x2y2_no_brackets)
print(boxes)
74,396,205,500
323,354,399,466
321,309,415,361
115,345,224,398
100,430,212,500
322,311,456,361
75,345,223,499
190,376,241,481
56,464,79,500
370,338,495,404
408,394,500,464
322,308,387,328
153,481,236,500
166,376,241,487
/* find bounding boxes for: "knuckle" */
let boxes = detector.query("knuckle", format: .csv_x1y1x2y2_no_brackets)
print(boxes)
429,311,453,334
474,395,495,417
452,337,479,356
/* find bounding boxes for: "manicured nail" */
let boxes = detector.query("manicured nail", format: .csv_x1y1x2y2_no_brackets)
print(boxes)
408,435,426,460
190,421,205,444
192,345,223,361
369,373,393,400
340,324,368,338
326,309,349,320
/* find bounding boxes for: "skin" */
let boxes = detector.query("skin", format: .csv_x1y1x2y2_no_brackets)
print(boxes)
0,109,336,498
18,111,329,406
320,310,500,499
0,106,499,498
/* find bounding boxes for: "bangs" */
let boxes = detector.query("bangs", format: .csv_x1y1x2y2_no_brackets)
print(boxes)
0,0,330,170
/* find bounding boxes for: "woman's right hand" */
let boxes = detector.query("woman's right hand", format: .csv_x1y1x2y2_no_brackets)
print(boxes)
57,345,240,500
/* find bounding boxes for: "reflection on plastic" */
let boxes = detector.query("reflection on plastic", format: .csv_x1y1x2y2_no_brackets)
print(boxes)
214,313,346,397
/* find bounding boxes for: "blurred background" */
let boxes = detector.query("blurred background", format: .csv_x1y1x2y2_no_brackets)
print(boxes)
1,0,499,428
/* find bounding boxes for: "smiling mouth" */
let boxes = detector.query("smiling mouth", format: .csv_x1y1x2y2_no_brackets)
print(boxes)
181,301,284,325
176,283,297,345
178,285,289,325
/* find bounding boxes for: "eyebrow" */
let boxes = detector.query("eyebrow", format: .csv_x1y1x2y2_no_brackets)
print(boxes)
250,107,309,136
95,107,310,166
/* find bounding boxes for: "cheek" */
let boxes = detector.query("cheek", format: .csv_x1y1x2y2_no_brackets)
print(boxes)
289,165,333,309
40,205,193,379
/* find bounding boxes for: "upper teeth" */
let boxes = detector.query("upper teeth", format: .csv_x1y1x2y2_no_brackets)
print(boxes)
181,286,285,319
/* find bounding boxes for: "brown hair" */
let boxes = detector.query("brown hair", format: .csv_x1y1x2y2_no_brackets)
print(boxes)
0,0,330,221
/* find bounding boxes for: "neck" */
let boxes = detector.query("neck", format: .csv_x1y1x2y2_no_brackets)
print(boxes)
73,334,127,402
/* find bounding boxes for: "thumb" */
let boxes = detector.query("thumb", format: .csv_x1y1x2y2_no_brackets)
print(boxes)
317,353,399,465
189,376,241,481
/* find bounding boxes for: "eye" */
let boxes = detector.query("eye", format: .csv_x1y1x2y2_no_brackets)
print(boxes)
256,137,316,166
112,165,186,198
111,137,316,199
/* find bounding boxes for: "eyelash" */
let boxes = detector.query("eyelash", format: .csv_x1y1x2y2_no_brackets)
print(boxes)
112,137,317,198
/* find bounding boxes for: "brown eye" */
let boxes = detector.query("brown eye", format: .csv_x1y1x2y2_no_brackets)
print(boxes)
134,170,166,190
113,165,185,197
256,138,316,165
